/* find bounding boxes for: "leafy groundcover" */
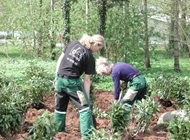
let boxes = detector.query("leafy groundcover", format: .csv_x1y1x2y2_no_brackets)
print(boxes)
0,90,175,140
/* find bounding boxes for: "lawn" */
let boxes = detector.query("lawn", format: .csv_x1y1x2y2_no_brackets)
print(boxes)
0,44,189,90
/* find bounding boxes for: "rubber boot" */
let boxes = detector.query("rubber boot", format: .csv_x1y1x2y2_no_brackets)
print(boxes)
79,108,94,139
121,99,132,110
54,112,66,132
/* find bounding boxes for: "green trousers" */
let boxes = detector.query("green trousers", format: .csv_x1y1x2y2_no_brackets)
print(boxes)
54,77,94,138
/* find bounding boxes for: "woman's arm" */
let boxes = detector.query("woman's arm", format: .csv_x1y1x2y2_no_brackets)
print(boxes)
83,74,91,99
55,52,64,76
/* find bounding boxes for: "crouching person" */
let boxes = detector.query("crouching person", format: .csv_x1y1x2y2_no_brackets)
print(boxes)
54,34,105,139
96,57,147,111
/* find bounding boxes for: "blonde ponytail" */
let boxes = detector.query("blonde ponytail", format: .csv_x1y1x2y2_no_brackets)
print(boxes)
79,34,105,49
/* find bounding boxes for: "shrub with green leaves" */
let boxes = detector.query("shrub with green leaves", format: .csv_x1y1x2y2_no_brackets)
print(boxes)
0,75,12,88
23,111,57,140
167,115,190,140
26,76,51,104
0,103,23,137
24,61,52,105
109,103,130,134
149,75,190,102
131,96,160,133
10,86,30,113
93,106,108,119
0,76,28,136
0,80,28,137
88,128,121,140
24,61,48,79
0,79,30,114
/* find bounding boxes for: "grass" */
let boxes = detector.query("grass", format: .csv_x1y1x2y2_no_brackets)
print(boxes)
0,43,189,91
0,44,56,83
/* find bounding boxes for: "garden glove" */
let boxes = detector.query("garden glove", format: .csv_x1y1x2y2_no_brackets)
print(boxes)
51,77,56,91
114,100,119,104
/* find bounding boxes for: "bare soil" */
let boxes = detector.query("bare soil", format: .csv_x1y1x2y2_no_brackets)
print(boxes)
1,89,176,140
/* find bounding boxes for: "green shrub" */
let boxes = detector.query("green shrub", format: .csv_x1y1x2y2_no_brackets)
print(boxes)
167,115,190,140
10,86,30,113
149,75,190,102
26,76,51,104
0,80,30,114
23,111,57,140
88,128,121,140
24,60,48,79
24,61,52,105
0,75,12,88
0,103,23,137
109,103,130,134
0,81,27,137
93,106,108,119
131,96,160,133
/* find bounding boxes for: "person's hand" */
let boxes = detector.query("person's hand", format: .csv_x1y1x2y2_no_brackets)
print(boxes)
120,81,127,90
52,77,56,91
114,100,119,104
53,78,56,87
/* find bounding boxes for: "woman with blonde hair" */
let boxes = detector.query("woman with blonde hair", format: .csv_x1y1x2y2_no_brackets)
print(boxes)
54,34,105,139
96,56,147,107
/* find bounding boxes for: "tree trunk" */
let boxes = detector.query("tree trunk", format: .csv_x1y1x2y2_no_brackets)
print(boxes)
85,0,89,31
173,0,180,71
50,0,56,60
98,0,107,56
63,0,70,45
169,19,175,57
168,0,175,57
122,0,130,62
38,0,43,56
180,0,189,56
142,0,151,68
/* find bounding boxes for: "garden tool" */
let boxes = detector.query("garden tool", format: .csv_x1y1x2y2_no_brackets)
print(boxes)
91,105,97,129
118,90,123,102
121,81,128,90
118,81,127,102
77,91,87,106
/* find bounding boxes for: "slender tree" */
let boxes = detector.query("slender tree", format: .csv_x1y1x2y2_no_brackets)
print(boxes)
38,0,43,56
122,0,130,62
86,0,89,31
173,0,180,71
142,0,151,68
169,21,175,57
179,0,190,57
50,0,56,60
63,0,71,44
97,0,107,56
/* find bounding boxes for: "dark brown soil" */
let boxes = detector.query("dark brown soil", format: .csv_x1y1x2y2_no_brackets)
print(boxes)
0,90,176,140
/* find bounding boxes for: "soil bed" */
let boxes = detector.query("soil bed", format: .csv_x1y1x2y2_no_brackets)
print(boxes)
0,90,176,140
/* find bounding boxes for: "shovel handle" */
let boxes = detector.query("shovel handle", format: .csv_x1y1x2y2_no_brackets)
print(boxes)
118,90,123,102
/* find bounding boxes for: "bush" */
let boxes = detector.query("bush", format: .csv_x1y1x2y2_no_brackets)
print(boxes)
167,115,190,140
0,80,28,137
149,75,190,102
23,111,57,140
0,80,30,114
0,103,23,137
24,61,52,105
88,128,121,140
109,103,130,134
131,96,160,133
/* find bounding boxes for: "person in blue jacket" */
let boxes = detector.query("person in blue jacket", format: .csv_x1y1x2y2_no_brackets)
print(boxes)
96,57,147,108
